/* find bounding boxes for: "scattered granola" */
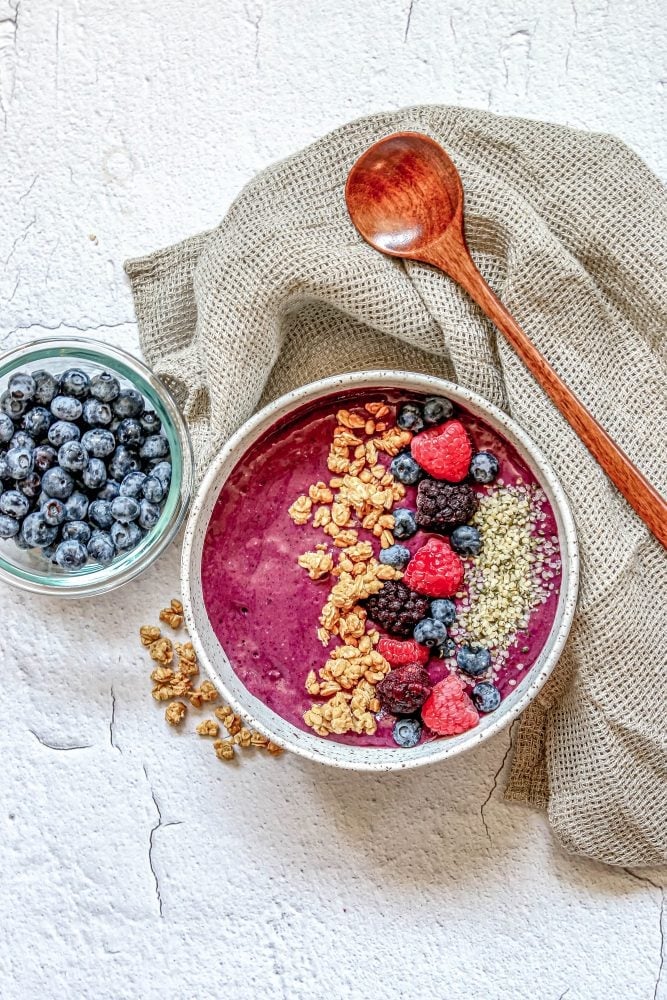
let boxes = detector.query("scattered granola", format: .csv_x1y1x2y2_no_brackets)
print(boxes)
138,600,284,764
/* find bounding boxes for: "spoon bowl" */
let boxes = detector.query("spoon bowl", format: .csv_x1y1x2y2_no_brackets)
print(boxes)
345,132,463,256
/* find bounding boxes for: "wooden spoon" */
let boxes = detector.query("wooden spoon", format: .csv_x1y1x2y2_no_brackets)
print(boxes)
345,131,667,549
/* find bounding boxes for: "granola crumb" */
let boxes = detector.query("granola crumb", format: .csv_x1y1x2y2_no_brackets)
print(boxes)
196,719,220,737
159,599,184,630
165,701,186,726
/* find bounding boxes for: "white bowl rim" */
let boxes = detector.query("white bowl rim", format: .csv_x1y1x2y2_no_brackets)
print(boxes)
181,370,579,771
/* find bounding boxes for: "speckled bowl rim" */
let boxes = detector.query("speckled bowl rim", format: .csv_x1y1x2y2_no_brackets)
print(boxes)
181,371,579,771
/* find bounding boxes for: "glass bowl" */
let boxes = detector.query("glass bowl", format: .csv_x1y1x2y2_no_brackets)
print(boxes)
0,337,193,597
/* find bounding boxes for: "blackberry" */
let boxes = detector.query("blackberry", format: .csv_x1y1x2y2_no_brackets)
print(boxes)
363,580,430,637
377,662,432,714
415,479,477,533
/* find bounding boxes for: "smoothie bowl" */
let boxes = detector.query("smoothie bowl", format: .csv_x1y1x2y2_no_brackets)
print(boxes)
182,371,578,770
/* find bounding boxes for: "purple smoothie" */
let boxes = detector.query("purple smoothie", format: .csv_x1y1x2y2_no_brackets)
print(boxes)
201,389,562,747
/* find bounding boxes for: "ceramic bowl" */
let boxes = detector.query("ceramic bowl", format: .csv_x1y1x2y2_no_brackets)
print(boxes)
182,371,578,771
0,337,194,598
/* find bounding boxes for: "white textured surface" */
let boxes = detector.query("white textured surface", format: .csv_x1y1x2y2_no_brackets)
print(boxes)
1,1,665,997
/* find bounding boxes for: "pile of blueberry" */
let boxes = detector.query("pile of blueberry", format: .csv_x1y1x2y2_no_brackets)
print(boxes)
0,366,172,571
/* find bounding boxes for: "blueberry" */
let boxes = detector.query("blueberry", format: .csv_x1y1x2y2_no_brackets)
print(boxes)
150,461,172,490
32,370,58,405
0,490,30,519
111,519,142,551
140,410,161,435
142,475,164,503
435,637,456,659
0,414,15,444
10,431,35,451
450,524,482,556
397,402,425,433
471,681,501,713
54,538,88,570
112,388,144,419
59,368,89,398
96,479,120,501
48,420,80,447
423,396,454,425
42,466,75,500
120,471,147,497
82,397,113,426
50,395,83,421
33,444,57,473
115,418,143,447
111,495,140,522
1,391,27,420
390,452,423,485
0,514,20,539
392,507,417,540
89,371,120,403
138,499,161,530
392,717,422,748
58,441,88,473
61,520,92,545
87,530,116,565
41,497,66,526
139,434,169,460
430,599,456,626
456,645,492,677
470,451,499,485
379,544,411,570
63,491,89,522
108,446,140,481
89,499,114,529
19,472,41,500
0,452,9,481
81,428,115,458
12,529,32,549
6,446,34,480
81,457,107,491
413,617,447,647
20,511,58,548
8,372,36,402
21,406,52,439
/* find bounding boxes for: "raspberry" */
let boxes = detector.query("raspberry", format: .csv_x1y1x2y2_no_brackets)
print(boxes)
421,674,479,735
416,479,478,533
377,636,430,666
403,537,464,598
377,663,432,715
411,420,472,482
363,580,430,637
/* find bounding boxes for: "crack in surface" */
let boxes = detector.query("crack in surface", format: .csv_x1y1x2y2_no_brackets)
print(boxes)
109,685,121,753
623,868,665,1000
480,721,517,841
448,12,457,43
29,728,92,751
142,765,182,918
403,0,415,42
17,174,38,202
244,3,262,67
558,990,570,1000
3,216,35,265
0,0,20,129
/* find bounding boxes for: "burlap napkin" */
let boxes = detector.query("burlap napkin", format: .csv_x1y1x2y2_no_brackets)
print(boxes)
125,105,667,867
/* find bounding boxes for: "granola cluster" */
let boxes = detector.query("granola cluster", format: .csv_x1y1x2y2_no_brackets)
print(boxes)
289,402,415,737
139,600,283,762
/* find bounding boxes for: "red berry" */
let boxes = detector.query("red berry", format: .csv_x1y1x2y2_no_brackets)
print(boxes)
403,537,464,597
421,674,479,735
377,636,430,666
376,663,432,715
411,420,472,482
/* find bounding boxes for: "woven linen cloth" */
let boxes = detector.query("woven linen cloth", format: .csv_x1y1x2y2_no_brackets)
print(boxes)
125,106,667,867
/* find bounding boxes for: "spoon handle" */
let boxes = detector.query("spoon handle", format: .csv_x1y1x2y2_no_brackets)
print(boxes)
433,247,667,549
